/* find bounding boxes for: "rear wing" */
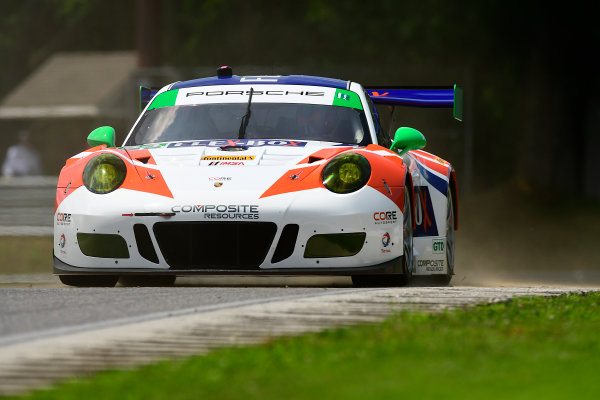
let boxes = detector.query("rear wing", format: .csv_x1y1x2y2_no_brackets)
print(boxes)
139,86,159,113
366,84,463,121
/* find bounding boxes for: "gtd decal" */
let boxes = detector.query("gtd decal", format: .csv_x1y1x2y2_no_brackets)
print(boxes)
373,211,397,225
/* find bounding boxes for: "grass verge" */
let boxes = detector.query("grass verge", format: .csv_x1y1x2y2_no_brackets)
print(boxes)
10,292,600,400
0,236,53,274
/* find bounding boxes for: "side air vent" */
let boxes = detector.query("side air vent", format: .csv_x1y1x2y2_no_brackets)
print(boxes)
271,224,300,263
134,224,159,263
136,156,151,164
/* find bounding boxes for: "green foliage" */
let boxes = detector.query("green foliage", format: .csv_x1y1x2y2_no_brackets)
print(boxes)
0,0,133,98
1,0,598,193
0,236,53,274
13,293,600,399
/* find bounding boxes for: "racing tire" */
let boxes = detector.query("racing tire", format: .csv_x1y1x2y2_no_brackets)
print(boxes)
119,275,177,287
395,183,414,285
351,184,414,287
58,275,119,287
436,186,455,285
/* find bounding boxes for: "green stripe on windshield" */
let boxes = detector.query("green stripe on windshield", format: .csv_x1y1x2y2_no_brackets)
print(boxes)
332,89,363,110
148,89,179,110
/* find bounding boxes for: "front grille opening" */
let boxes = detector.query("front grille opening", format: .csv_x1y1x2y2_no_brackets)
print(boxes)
153,222,277,270
77,233,130,258
303,232,366,258
134,224,159,264
271,224,299,263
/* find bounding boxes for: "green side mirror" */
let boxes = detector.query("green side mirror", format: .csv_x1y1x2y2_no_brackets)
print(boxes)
87,126,116,148
390,127,426,155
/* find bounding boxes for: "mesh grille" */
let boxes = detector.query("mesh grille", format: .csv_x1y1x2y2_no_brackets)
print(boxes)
153,221,277,269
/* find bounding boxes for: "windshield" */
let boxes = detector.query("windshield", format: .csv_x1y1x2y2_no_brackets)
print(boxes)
125,103,371,146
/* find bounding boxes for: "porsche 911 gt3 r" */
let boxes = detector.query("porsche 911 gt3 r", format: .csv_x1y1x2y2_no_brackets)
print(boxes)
53,66,461,287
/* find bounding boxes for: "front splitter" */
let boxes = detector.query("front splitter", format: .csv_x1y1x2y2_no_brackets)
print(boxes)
53,254,405,276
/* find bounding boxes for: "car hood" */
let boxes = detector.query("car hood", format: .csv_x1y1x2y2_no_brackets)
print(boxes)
123,140,356,199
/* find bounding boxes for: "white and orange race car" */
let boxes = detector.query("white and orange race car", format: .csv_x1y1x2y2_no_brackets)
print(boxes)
53,67,461,287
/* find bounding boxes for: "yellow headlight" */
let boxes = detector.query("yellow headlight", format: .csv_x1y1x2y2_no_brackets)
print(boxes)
321,153,371,194
82,154,127,194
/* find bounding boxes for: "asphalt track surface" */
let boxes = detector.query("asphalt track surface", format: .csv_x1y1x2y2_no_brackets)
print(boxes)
1,274,597,396
0,282,349,341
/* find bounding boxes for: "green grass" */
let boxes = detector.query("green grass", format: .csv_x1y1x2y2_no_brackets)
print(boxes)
0,236,53,274
10,292,600,400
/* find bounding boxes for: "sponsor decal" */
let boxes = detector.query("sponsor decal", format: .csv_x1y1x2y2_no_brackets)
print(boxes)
337,92,350,101
214,182,223,187
59,234,67,255
186,89,324,97
166,139,306,148
333,89,363,110
373,211,397,225
56,213,72,226
418,259,445,272
370,91,389,97
381,232,391,253
414,186,439,237
208,177,232,181
382,232,390,247
433,239,445,253
201,155,255,161
171,204,259,220
208,161,245,166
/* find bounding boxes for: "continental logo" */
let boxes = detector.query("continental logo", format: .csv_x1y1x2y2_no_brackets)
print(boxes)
201,155,255,161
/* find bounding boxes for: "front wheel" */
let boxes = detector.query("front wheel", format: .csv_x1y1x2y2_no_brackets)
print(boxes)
442,187,456,283
433,187,455,285
58,275,119,287
393,183,414,286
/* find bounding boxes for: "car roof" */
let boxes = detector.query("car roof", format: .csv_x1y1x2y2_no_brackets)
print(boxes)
170,74,351,90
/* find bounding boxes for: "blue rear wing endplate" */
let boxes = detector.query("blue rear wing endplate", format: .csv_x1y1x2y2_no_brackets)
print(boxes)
366,85,463,121
139,86,159,113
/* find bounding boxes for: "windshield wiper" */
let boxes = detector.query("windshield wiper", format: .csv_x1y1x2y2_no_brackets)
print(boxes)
238,87,254,139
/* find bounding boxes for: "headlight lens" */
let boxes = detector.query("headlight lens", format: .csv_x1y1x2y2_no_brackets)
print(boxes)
322,152,371,193
82,154,127,194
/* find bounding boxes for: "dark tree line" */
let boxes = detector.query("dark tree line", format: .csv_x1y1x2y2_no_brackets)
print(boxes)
0,0,598,195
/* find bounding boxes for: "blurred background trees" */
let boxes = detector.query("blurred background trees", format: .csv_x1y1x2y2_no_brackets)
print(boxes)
0,0,598,196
